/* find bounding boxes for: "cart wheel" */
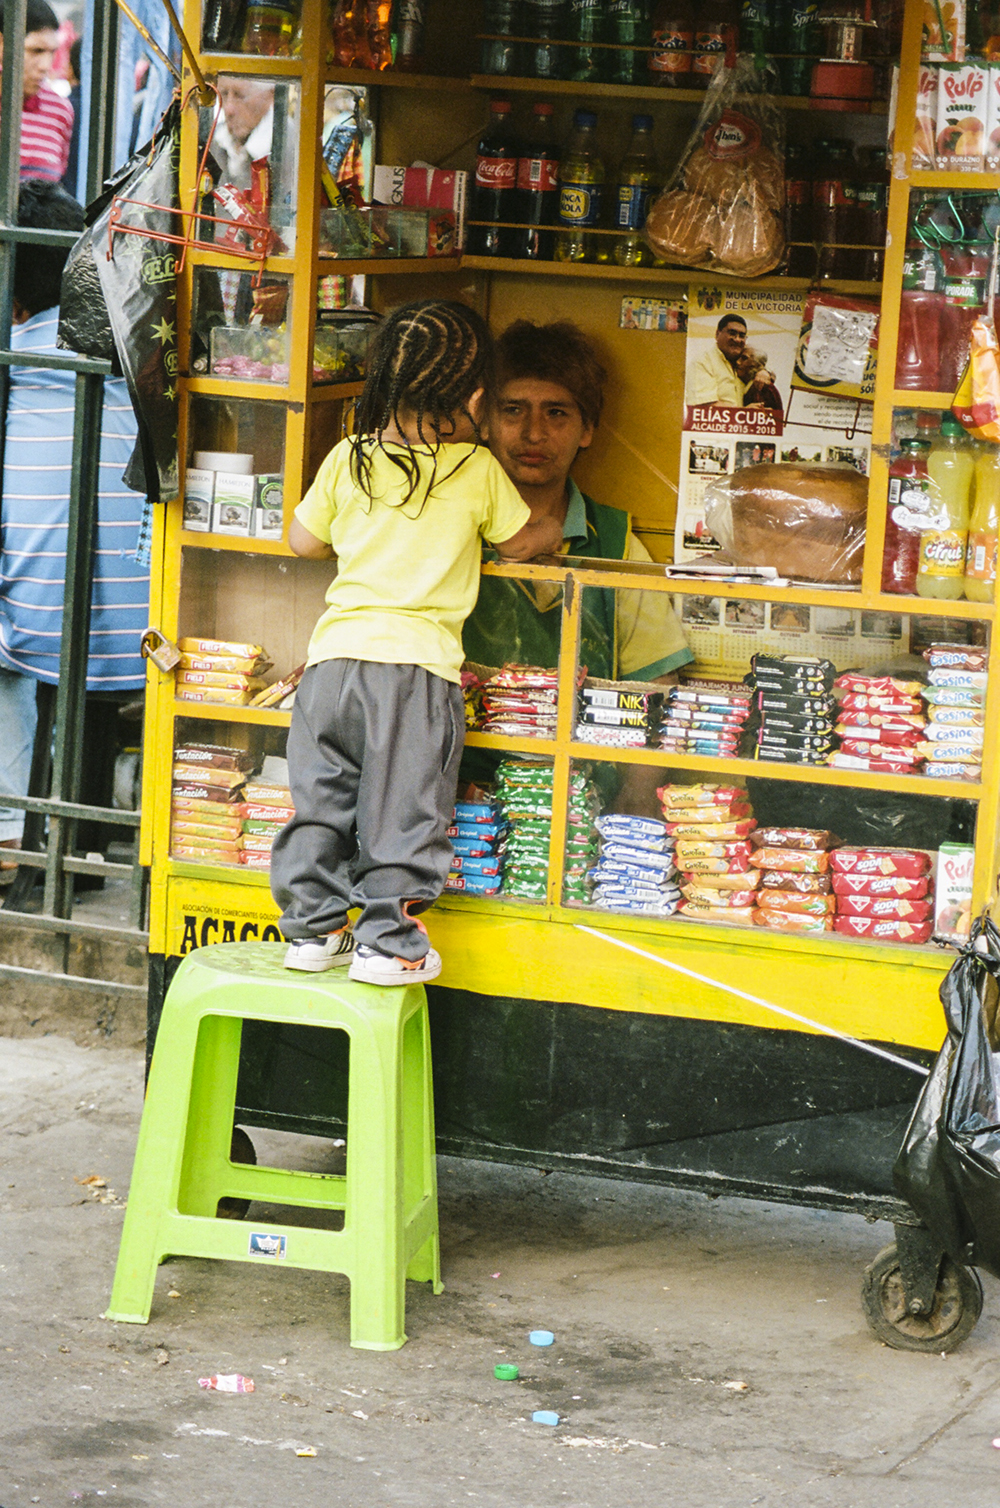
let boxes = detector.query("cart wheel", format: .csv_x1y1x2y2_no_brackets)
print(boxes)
861,1242,983,1352
216,1126,257,1220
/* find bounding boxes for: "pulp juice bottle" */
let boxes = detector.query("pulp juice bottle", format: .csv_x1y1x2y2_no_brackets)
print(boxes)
882,437,932,595
918,414,974,599
965,443,1000,601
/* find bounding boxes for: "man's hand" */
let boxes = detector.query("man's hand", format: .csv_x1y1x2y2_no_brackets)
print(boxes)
493,513,563,561
289,517,334,559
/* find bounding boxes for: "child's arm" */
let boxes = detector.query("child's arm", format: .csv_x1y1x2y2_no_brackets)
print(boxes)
492,513,563,561
289,517,335,559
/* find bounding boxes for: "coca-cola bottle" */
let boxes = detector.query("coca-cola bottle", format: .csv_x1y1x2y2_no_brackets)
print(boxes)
469,100,520,257
514,101,560,260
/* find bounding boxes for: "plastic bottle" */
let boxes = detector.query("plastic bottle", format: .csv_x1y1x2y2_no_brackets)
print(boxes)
555,108,604,263
855,145,888,282
240,0,296,54
783,141,814,277
938,220,991,394
918,415,974,599
781,1,821,95
692,0,738,86
882,437,932,596
331,0,362,65
203,0,246,52
739,0,772,56
481,0,521,74
965,443,1000,601
648,1,694,88
613,113,659,267
523,0,566,79
813,139,859,281
395,0,426,70
894,221,946,391
568,0,604,81
514,102,561,260
364,0,393,69
469,100,519,257
607,0,651,86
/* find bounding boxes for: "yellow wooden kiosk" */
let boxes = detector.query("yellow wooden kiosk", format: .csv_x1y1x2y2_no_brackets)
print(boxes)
141,0,995,1350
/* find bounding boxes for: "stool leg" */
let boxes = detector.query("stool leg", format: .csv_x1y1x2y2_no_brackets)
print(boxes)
345,1014,407,1350
404,1004,442,1292
178,1014,243,1216
107,1010,205,1323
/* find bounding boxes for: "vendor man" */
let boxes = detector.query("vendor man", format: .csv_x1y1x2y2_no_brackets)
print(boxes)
685,313,748,407
462,319,693,803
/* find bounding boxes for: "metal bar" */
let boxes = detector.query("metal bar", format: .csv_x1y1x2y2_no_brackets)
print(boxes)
85,0,120,202
46,373,106,917
0,796,141,825
0,349,112,374
0,907,148,943
0,0,26,479
0,962,146,998
7,851,135,878
0,227,84,246
157,0,214,104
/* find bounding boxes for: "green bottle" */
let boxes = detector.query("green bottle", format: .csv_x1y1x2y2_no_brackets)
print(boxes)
555,108,605,264
613,113,659,266
568,0,604,82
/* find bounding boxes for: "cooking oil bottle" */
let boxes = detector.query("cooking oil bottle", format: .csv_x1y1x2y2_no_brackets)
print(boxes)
555,109,605,263
613,113,659,266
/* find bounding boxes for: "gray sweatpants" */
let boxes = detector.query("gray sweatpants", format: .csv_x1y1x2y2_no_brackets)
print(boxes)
270,659,464,959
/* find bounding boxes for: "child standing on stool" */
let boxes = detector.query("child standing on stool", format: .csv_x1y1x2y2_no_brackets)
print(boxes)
271,301,561,983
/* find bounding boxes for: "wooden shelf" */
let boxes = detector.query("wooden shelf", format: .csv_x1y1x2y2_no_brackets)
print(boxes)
316,255,462,276
463,732,981,799
196,52,303,77
179,531,293,555
326,65,472,91
173,699,292,727
311,379,365,403
468,74,890,113
460,254,880,296
435,892,951,967
909,170,1000,189
892,390,955,409
186,374,295,402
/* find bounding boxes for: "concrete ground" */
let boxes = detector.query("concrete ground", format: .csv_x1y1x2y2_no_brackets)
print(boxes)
2,1033,999,1508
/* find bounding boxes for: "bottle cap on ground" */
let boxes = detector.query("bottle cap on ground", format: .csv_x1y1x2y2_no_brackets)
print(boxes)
494,1363,520,1380
532,1410,559,1426
529,1329,555,1346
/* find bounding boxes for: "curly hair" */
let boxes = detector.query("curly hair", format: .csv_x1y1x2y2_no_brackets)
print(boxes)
351,300,495,508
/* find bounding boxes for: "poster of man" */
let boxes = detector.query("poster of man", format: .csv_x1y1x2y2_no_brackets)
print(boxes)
675,285,873,563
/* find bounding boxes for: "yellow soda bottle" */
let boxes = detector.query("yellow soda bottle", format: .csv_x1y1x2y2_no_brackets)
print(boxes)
964,442,1000,602
917,415,974,600
555,109,605,264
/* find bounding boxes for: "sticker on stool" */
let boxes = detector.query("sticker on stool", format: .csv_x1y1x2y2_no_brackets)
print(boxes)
249,1232,287,1259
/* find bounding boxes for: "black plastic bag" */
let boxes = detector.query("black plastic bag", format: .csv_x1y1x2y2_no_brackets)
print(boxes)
893,914,1000,1279
58,99,181,502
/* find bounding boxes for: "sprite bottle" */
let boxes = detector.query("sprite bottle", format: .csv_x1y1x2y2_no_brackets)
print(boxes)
555,109,605,263
607,0,651,86
568,0,605,82
613,114,659,266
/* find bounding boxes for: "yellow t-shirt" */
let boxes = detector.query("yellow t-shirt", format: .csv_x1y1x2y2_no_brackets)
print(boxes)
295,437,530,684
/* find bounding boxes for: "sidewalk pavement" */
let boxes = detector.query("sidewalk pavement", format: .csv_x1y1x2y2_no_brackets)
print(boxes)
2,1032,999,1508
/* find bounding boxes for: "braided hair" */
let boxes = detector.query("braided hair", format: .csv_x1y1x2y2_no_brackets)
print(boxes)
350,300,495,510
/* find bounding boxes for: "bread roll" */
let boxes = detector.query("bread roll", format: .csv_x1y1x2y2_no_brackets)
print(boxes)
726,463,868,584
645,188,717,264
711,197,784,278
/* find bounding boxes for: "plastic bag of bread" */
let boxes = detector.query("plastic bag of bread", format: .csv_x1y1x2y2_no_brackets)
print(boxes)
703,462,868,584
645,53,785,278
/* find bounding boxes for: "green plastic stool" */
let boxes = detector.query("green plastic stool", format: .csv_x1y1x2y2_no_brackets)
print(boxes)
107,941,441,1350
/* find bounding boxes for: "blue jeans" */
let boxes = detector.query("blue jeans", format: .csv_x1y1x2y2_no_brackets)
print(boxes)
0,669,36,841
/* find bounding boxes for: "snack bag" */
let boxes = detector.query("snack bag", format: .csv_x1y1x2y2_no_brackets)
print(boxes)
644,54,784,278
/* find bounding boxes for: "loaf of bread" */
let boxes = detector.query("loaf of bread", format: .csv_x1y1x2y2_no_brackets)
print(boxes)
705,463,868,584
645,189,717,264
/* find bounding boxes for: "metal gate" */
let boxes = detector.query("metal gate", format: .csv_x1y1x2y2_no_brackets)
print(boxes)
0,0,147,1003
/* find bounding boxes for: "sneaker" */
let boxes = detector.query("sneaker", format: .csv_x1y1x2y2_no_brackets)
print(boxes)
349,943,442,986
283,927,355,972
